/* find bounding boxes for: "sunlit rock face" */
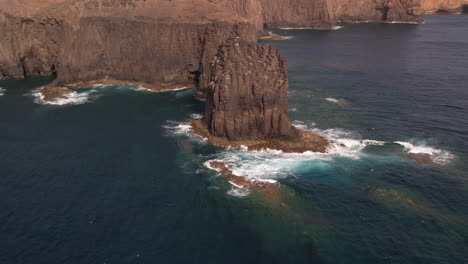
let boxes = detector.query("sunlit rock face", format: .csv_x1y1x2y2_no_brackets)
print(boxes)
420,0,466,13
203,38,296,140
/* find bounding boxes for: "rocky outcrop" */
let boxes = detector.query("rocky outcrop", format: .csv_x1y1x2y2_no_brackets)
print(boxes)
193,38,330,152
202,38,295,140
261,0,336,29
420,0,467,13
335,0,421,22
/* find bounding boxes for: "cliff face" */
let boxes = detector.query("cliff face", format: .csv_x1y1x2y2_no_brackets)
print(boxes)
336,0,421,22
54,19,256,88
212,0,422,30
0,0,429,82
260,0,336,29
0,12,62,78
203,39,295,140
0,0,257,87
420,0,466,13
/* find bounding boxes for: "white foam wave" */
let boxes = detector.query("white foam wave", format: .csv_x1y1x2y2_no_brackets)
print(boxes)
0,87,5,96
206,126,385,183
203,159,223,172
92,84,191,93
325,97,339,103
162,118,206,142
227,187,251,197
332,25,343,30
293,120,385,159
92,84,113,88
160,87,192,93
395,141,454,165
32,87,96,105
167,117,386,187
388,21,421,24
204,121,385,183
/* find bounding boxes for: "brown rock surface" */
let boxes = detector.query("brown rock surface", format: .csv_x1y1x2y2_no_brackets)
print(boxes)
1,0,428,82
39,86,73,102
0,0,258,87
201,38,296,141
420,0,466,13
335,0,422,23
191,119,330,153
408,153,434,164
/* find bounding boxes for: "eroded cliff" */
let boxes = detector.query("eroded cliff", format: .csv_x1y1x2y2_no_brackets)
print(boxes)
0,0,257,88
420,0,467,13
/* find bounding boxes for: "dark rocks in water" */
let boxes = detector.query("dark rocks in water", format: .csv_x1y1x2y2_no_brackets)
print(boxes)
408,153,434,164
462,4,468,13
202,38,295,140
191,119,330,153
39,86,73,102
435,9,451,14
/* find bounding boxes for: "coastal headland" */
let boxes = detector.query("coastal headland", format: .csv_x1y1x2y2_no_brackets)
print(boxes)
1,0,463,151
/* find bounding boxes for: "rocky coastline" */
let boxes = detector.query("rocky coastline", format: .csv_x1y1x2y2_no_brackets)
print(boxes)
1,0,465,150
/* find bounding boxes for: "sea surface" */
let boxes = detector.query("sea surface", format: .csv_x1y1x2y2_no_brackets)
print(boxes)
1,15,467,264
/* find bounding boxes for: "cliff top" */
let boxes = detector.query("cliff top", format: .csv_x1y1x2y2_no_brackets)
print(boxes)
0,0,248,25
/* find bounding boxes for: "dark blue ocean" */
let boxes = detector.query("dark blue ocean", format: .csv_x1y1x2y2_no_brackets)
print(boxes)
1,15,467,263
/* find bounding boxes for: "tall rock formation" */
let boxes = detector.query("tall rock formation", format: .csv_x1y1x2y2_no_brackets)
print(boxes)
203,39,295,140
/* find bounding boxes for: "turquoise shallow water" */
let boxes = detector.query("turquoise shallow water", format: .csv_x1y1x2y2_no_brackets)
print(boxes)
1,15,468,264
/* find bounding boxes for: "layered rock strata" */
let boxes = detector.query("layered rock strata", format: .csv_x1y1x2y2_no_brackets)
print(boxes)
0,0,257,89
202,39,294,140
192,39,330,152
335,0,421,23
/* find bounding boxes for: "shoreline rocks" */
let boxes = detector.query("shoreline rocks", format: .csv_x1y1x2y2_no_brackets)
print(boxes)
38,86,73,102
191,119,329,153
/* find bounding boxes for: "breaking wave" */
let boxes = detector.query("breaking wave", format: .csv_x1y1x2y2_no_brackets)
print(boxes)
227,187,251,197
31,87,97,105
162,114,206,141
0,87,5,96
325,97,339,103
164,116,386,191
203,121,385,184
30,85,194,105
131,86,192,93
395,141,454,165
